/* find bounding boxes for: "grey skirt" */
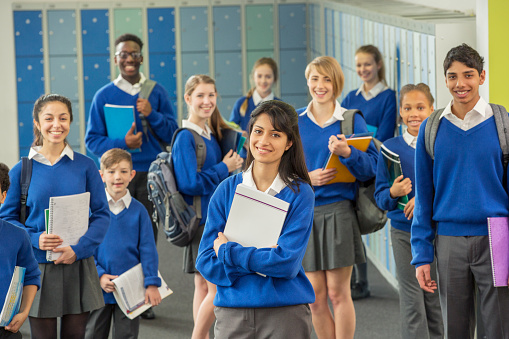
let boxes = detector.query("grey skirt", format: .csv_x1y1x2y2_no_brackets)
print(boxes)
302,200,366,272
183,224,205,274
29,256,104,318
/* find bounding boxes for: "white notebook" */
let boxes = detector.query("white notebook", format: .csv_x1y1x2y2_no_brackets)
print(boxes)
46,192,90,261
223,183,290,248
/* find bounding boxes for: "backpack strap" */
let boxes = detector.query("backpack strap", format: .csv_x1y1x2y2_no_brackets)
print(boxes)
491,104,509,190
138,80,170,152
340,109,361,136
424,108,444,160
139,79,157,100
170,128,207,219
20,157,33,225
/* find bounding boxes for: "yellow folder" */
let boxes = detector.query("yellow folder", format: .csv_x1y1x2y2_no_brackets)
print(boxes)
322,136,372,184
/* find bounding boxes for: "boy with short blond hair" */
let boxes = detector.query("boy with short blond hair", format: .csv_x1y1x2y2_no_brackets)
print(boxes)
85,149,161,339
0,162,40,338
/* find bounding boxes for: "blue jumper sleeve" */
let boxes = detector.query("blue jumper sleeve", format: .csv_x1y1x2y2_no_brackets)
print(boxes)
143,85,178,144
219,184,315,280
340,114,378,181
172,131,229,196
139,208,161,288
18,229,41,289
229,97,244,126
374,148,400,211
71,163,110,260
94,255,107,279
410,120,436,267
376,91,397,142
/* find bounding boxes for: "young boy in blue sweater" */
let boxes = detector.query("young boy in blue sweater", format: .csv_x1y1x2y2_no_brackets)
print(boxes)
85,149,161,339
0,163,40,338
411,44,509,339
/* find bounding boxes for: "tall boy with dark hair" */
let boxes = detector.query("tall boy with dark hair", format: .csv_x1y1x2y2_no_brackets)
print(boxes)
411,44,509,338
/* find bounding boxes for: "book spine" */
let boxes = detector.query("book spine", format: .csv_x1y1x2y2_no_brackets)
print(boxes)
487,218,498,286
46,198,55,261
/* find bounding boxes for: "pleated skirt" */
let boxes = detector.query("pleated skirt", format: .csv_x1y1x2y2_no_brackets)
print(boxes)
302,200,366,272
183,224,205,274
29,257,104,318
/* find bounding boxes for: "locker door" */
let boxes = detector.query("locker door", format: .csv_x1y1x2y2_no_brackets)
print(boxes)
279,4,306,50
180,7,208,53
148,8,176,54
215,52,242,97
14,11,43,57
413,32,421,84
81,9,109,55
214,6,241,52
420,33,428,85
16,57,45,103
48,10,77,56
113,8,143,38
83,55,111,101
149,53,177,98
406,30,414,84
280,50,307,95
245,5,274,51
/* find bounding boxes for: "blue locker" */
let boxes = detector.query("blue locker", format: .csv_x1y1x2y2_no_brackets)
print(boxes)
169,98,178,120
68,101,81,148
83,55,111,101
48,10,77,56
280,50,307,95
148,8,176,54
18,103,35,148
213,6,241,52
217,95,237,120
406,30,414,84
81,9,109,55
279,4,306,50
420,34,428,85
181,52,209,88
214,52,242,97
85,100,92,124
149,53,177,98
283,94,308,111
180,7,208,53
14,11,43,57
16,57,45,103
49,56,79,100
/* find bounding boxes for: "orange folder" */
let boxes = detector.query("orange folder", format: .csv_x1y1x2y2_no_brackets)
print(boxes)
322,136,372,184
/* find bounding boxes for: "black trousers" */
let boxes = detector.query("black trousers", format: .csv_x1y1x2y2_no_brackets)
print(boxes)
128,171,157,242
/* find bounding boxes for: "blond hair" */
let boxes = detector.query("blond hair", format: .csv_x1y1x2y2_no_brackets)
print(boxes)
305,56,344,100
100,148,133,171
240,57,279,117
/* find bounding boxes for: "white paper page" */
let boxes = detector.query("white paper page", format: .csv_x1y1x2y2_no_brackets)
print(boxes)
0,266,25,326
47,192,90,261
224,184,289,248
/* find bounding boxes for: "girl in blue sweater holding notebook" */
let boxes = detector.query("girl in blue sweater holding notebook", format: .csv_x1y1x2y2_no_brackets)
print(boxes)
172,75,242,339
0,94,110,339
297,56,378,339
196,100,315,338
374,83,443,339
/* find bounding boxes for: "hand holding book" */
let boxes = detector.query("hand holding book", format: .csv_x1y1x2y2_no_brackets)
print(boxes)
389,175,412,199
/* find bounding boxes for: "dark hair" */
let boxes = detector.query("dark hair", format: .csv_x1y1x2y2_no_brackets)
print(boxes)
32,94,73,147
0,162,10,194
399,83,434,107
241,57,279,117
115,33,143,51
245,101,312,192
443,43,483,76
100,148,133,171
356,45,386,85
184,74,233,141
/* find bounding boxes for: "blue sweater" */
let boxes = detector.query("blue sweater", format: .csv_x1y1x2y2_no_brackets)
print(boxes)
196,173,315,308
296,108,378,206
230,95,281,132
0,153,110,263
411,117,509,267
341,88,397,142
172,130,229,225
0,219,41,310
374,136,415,233
94,197,161,304
85,82,178,172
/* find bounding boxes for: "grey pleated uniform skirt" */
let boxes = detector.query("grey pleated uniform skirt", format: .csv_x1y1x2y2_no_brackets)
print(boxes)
29,257,104,318
183,224,205,274
302,200,366,272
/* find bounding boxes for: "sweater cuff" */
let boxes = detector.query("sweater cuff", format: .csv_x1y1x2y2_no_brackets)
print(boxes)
114,138,128,150
30,231,44,250
144,276,162,288
215,162,230,179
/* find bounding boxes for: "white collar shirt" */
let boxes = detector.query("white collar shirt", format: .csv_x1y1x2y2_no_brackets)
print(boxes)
105,189,132,215
439,96,493,131
182,120,212,140
356,81,388,101
252,90,274,106
113,73,147,96
402,130,417,149
242,165,287,196
299,100,346,128
28,144,74,166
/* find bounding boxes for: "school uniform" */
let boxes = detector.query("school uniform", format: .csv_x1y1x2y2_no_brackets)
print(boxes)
230,91,279,131
85,73,179,241
341,81,397,142
85,190,160,339
0,145,110,318
0,219,40,337
297,101,378,271
196,168,315,338
172,120,229,273
374,133,443,339
411,97,509,339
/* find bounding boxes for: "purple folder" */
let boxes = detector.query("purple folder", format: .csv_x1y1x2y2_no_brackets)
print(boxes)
487,217,509,287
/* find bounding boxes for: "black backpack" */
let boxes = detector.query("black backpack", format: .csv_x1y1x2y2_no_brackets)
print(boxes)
341,109,388,235
20,157,33,225
147,128,206,247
